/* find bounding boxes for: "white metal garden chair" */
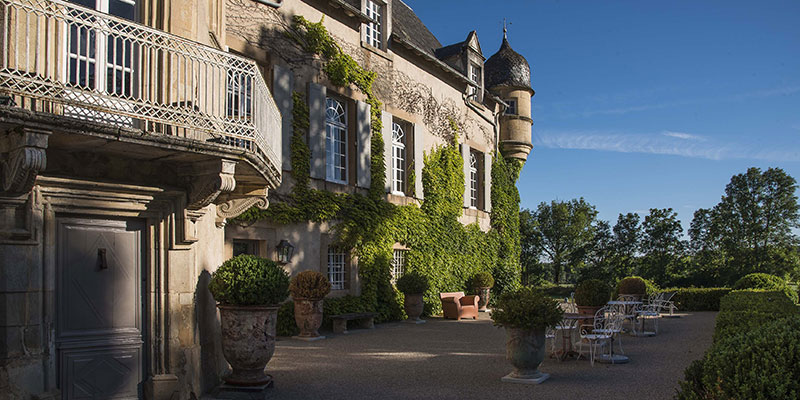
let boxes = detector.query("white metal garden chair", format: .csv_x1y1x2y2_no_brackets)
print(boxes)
634,295,661,335
576,306,616,366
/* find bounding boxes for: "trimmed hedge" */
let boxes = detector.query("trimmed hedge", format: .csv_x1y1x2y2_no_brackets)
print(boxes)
678,315,800,399
534,284,575,299
733,273,798,304
677,289,800,399
660,288,732,311
714,289,798,342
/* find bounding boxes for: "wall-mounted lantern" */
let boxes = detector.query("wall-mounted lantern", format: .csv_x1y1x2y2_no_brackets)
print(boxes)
276,239,294,264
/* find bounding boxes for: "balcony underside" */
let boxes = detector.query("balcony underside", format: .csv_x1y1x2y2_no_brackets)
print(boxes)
0,105,278,225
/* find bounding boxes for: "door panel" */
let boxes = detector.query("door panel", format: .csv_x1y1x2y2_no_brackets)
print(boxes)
57,217,144,400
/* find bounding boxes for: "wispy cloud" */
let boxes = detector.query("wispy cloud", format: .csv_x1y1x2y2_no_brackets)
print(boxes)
535,129,800,162
662,131,706,141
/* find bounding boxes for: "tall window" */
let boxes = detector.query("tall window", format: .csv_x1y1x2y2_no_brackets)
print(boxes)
391,249,405,284
467,62,481,97
391,122,406,194
469,153,478,208
364,0,382,49
67,0,136,96
327,247,347,290
325,97,347,183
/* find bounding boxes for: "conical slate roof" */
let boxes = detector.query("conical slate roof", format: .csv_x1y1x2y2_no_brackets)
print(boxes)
484,36,532,91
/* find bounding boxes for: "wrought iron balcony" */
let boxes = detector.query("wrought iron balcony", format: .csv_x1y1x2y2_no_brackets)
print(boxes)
0,0,281,182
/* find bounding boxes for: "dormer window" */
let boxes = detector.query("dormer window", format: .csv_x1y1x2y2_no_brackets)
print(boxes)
504,99,517,115
364,0,383,49
468,62,482,98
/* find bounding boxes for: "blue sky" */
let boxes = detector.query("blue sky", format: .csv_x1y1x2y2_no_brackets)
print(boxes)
404,0,800,231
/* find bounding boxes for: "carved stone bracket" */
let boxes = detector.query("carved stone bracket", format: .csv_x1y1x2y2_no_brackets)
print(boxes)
0,127,50,196
215,187,269,228
179,159,237,211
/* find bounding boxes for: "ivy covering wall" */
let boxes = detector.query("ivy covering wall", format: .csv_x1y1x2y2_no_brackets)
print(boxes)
236,17,523,332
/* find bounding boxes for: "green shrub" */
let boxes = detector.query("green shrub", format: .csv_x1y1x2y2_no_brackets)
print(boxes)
574,279,611,307
396,271,429,294
661,288,732,311
289,270,331,300
208,255,290,306
714,290,798,342
533,283,575,299
677,315,800,399
617,276,647,295
470,271,495,289
276,301,299,337
322,295,370,328
733,273,797,303
491,287,563,329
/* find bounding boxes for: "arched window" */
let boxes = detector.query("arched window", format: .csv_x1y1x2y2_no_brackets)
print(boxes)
469,152,478,208
325,97,347,183
392,122,405,194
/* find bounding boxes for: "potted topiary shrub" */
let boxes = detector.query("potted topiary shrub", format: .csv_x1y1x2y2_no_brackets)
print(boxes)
617,276,647,301
396,271,429,324
574,279,610,323
470,271,495,312
289,270,331,341
492,287,563,384
208,254,290,386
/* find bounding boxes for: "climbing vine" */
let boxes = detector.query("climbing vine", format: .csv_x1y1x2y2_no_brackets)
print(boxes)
236,17,523,332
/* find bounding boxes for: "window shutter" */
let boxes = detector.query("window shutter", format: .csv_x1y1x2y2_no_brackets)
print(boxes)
381,110,393,193
307,82,327,180
413,122,425,199
273,65,293,171
484,152,492,212
356,100,372,188
460,143,470,208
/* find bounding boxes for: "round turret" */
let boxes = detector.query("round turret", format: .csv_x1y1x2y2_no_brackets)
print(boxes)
484,37,533,93
486,33,535,161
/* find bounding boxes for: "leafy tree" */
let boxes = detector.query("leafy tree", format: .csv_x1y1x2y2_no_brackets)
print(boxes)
526,198,598,284
612,212,641,279
689,167,800,284
579,220,615,282
519,208,549,285
640,208,686,286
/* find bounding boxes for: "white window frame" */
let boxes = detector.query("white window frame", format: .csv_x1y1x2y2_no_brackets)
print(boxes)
364,0,382,49
391,249,406,284
325,97,348,184
469,152,478,209
63,0,137,125
467,62,481,97
327,247,347,290
391,122,406,195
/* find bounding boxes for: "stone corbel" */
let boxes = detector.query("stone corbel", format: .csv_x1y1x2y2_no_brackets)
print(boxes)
215,186,269,228
179,159,237,212
0,127,50,196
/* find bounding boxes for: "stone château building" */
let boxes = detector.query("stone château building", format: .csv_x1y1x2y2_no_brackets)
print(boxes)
0,0,534,398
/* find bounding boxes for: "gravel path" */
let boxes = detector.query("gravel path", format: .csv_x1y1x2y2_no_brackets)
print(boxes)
262,312,717,400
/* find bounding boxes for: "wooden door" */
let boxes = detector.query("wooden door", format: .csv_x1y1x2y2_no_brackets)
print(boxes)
56,217,144,400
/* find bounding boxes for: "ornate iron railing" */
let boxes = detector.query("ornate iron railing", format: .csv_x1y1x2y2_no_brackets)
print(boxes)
0,0,281,175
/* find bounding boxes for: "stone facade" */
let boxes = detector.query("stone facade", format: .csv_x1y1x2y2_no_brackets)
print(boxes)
0,0,533,398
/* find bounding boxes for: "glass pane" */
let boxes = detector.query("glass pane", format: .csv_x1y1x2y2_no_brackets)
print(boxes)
109,0,136,21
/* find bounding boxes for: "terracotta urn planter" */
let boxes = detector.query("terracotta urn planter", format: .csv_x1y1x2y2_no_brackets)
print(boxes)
476,287,491,311
576,305,603,327
293,298,324,339
218,305,279,386
501,327,550,384
404,293,425,323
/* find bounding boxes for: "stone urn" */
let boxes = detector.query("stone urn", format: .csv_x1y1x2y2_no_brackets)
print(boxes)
476,287,491,311
404,293,425,323
293,298,325,340
501,327,549,384
218,305,278,386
